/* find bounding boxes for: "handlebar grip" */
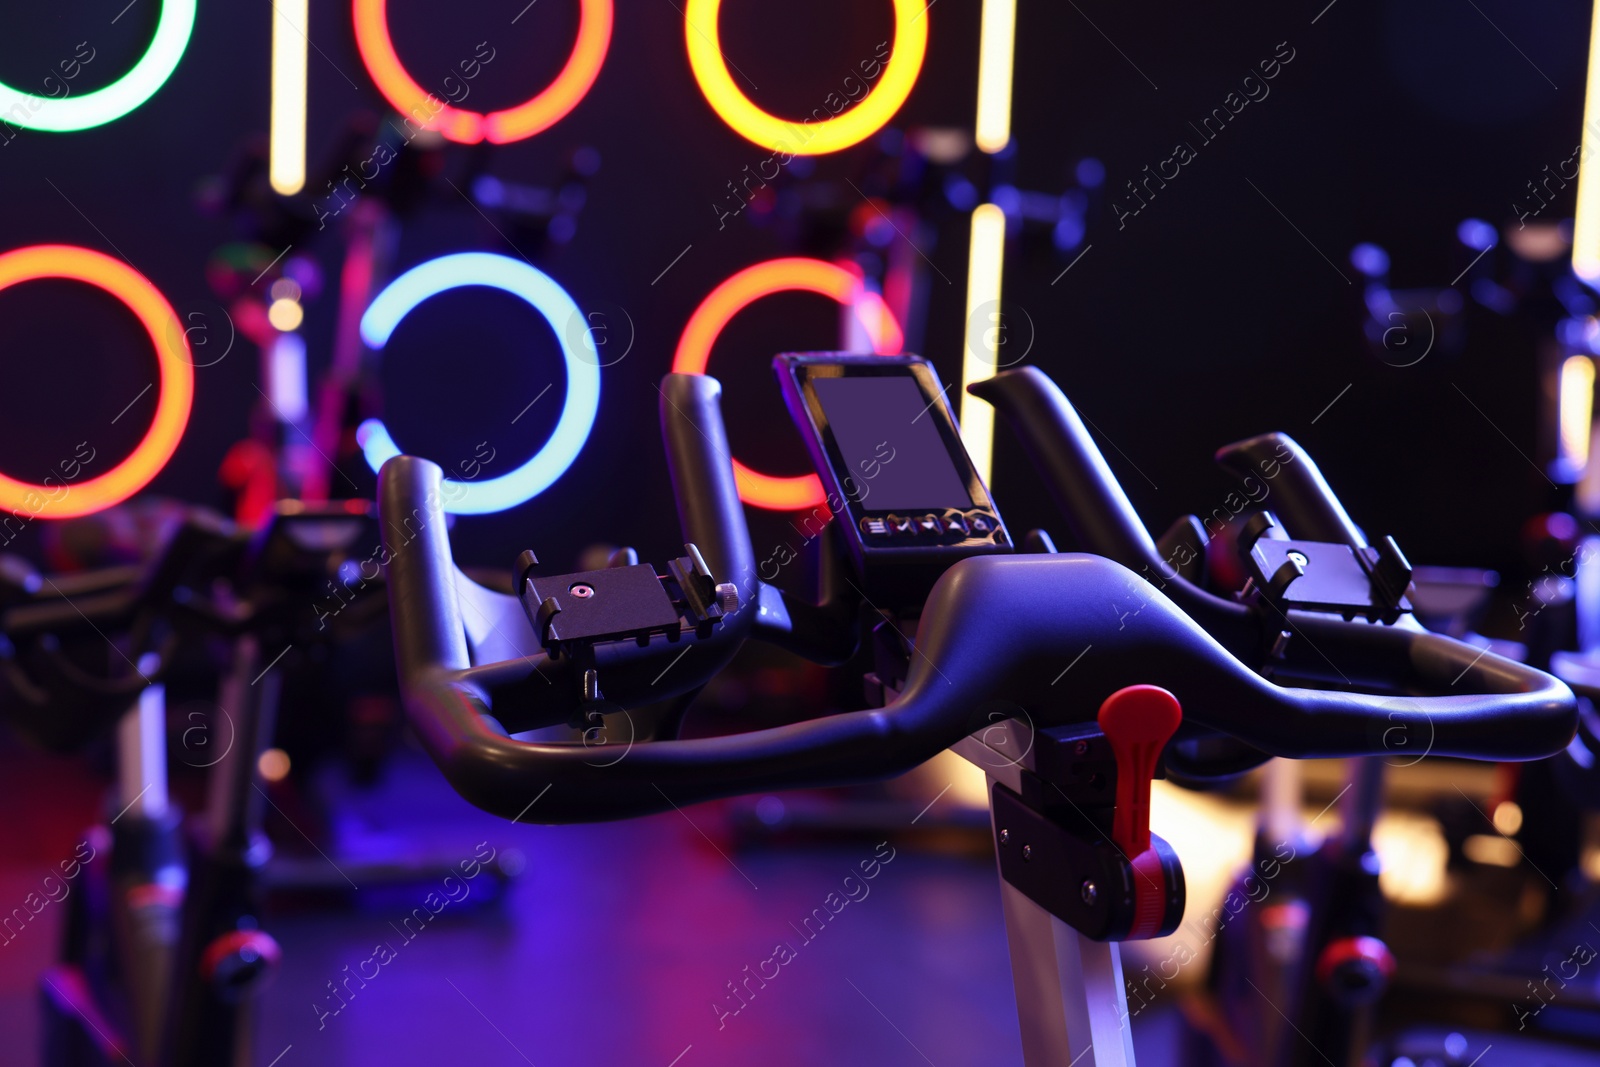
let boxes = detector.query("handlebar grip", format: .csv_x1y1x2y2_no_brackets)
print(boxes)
970,368,1165,574
660,373,858,665
1215,433,1367,548
972,367,1265,655
659,373,757,625
379,457,475,687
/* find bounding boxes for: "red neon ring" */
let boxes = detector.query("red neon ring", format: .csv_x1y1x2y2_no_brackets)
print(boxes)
0,246,193,519
672,257,904,511
352,0,612,144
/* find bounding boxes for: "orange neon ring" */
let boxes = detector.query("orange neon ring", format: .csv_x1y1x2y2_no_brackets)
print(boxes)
352,0,612,145
672,257,904,511
685,0,928,155
0,246,193,519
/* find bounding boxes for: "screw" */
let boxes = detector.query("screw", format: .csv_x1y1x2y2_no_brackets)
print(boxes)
999,829,1010,846
1081,880,1098,905
1022,845,1033,861
1073,740,1089,756
570,583,595,599
1287,551,1309,569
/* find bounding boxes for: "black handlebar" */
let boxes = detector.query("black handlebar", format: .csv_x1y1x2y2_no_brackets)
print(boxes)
0,513,236,643
660,375,858,665
972,367,1559,694
0,503,393,751
378,371,1577,825
968,368,1163,575
1215,432,1368,549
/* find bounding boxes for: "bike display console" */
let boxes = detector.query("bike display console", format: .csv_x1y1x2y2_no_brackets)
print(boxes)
775,353,1011,609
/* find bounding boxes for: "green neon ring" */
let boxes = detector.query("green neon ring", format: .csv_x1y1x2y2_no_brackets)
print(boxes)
0,0,196,132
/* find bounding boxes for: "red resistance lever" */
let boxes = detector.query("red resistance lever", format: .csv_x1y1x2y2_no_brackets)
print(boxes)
1097,684,1183,940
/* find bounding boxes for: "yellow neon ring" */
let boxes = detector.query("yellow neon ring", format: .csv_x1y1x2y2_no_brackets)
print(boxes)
0,246,193,519
684,0,927,155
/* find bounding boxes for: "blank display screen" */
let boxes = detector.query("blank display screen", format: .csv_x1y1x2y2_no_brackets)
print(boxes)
811,375,974,511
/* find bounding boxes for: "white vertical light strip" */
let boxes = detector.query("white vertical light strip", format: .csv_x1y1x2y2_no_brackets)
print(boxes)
975,0,1017,155
960,0,1018,485
117,676,170,821
270,331,310,424
1561,354,1596,472
1575,1,1600,282
270,0,309,196
961,203,1006,484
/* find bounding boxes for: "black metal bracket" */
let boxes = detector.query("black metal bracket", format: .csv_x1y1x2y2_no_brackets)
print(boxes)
517,542,739,719
1239,512,1412,625
519,542,738,657
992,782,1184,941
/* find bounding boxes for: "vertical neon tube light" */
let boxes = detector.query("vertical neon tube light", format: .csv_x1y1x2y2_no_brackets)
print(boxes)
271,0,310,196
1576,1,1600,283
962,204,1006,484
1561,354,1596,473
960,0,1018,486
975,0,1017,154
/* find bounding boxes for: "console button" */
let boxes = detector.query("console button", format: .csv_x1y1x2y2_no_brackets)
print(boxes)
887,514,916,537
943,513,969,537
861,517,889,538
915,513,942,536
967,511,996,536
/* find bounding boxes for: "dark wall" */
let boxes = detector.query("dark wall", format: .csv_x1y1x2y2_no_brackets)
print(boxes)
0,0,1589,576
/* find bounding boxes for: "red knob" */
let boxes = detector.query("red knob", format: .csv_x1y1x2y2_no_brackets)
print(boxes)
1097,684,1183,856
219,439,279,530
1315,935,1395,1005
200,928,283,992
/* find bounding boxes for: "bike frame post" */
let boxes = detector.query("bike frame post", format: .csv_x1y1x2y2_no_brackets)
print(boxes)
955,722,1138,1067
111,654,183,1063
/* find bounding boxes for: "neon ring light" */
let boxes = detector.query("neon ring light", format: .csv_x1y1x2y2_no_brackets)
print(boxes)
352,0,612,144
685,0,927,155
0,246,194,518
0,0,196,132
672,257,903,511
356,253,599,515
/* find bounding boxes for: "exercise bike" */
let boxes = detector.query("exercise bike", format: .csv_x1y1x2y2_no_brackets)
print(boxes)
5,501,392,1067
376,353,1576,1065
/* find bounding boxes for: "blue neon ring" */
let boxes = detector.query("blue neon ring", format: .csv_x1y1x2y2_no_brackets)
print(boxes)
358,253,599,515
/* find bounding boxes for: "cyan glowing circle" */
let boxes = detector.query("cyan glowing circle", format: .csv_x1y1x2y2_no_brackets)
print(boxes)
358,253,599,515
0,0,197,132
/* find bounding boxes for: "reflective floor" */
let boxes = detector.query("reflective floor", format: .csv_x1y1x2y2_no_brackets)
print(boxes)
11,739,1600,1065
0,743,1182,1067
